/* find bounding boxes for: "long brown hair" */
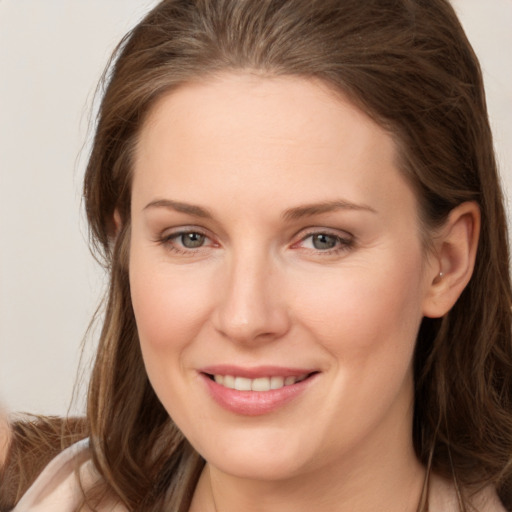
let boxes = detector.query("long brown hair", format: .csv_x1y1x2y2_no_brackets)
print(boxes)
20,1,512,510
0,416,88,510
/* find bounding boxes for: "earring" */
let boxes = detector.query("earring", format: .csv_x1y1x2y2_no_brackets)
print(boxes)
439,272,444,279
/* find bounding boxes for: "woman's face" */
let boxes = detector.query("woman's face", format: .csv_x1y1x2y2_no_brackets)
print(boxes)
129,74,435,481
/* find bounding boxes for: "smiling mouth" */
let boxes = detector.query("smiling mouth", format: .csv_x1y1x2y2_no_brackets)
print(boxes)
205,373,315,392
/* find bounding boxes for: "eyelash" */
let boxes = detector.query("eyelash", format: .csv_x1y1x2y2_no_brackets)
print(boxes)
156,229,214,255
155,228,355,256
294,230,354,255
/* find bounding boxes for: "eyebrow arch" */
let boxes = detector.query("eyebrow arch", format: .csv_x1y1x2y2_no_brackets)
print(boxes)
143,199,213,218
283,200,377,221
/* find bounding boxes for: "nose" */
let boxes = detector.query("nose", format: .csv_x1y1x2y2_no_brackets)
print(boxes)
212,248,291,344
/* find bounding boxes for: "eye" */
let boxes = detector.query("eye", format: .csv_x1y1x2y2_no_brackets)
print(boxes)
157,228,216,254
179,232,206,249
309,233,338,250
295,230,354,254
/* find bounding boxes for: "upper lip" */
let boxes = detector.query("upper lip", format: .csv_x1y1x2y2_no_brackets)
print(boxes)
199,365,317,379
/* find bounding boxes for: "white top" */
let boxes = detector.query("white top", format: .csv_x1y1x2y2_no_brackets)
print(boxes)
11,438,509,512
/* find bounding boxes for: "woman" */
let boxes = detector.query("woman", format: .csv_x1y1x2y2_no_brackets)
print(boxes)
2,0,511,511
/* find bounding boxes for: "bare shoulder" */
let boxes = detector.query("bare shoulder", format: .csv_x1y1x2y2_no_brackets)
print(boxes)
430,473,509,512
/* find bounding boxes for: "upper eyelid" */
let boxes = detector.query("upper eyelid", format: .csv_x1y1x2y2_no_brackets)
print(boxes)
296,233,353,246
294,226,354,240
160,225,210,238
289,228,355,254
154,227,215,250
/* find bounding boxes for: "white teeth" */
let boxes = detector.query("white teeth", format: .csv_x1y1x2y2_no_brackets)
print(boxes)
270,376,284,389
223,375,235,388
212,374,308,391
252,377,271,392
234,377,252,391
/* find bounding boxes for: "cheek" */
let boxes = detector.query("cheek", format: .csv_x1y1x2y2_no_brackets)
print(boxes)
129,250,214,353
290,250,426,359
287,253,425,448
128,249,218,419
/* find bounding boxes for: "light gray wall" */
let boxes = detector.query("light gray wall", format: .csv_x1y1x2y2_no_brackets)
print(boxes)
0,0,160,415
0,0,511,416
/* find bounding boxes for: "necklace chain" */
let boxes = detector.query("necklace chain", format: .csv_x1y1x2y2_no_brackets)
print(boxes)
205,467,430,512
207,465,219,512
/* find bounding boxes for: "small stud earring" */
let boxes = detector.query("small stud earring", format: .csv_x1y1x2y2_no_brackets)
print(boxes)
439,271,444,279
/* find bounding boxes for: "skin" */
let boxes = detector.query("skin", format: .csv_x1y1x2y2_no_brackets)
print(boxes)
128,73,479,512
0,408,10,468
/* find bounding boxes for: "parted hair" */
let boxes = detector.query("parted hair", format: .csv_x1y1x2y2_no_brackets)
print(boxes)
5,1,512,511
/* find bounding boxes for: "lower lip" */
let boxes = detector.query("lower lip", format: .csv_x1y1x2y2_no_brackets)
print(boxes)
201,373,317,416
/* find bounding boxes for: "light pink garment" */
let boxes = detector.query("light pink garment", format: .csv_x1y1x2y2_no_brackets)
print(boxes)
12,439,127,512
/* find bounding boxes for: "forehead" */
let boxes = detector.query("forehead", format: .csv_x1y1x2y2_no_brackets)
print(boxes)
137,73,387,163
132,73,417,222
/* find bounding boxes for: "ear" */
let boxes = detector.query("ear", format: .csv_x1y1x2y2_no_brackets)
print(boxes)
113,209,123,236
422,201,480,318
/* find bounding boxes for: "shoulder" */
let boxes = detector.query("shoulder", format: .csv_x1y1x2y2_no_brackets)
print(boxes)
0,415,90,510
12,438,127,512
468,485,510,512
14,438,88,511
430,473,509,512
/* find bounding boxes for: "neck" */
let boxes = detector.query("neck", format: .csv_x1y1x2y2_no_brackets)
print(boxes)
190,431,425,512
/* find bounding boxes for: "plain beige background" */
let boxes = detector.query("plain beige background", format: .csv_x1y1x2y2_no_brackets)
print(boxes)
0,0,511,416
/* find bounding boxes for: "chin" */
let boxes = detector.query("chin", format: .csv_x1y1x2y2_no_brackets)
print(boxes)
211,453,308,482
192,427,313,481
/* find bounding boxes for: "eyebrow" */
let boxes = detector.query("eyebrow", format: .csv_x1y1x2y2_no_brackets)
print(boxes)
282,200,377,221
143,198,376,220
143,199,213,218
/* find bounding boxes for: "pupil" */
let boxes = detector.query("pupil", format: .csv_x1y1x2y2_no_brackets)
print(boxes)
313,234,336,250
182,233,205,248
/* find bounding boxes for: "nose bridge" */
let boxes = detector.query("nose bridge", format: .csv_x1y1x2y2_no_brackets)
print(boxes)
213,242,289,343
